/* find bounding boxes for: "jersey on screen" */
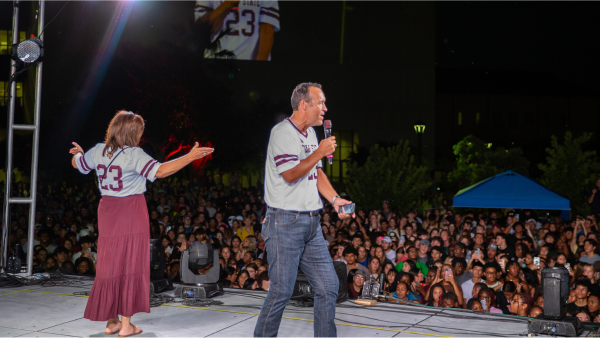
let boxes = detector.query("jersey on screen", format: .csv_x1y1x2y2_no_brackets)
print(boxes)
194,0,280,60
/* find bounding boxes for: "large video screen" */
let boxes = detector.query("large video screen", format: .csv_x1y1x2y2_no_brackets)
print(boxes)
194,1,280,60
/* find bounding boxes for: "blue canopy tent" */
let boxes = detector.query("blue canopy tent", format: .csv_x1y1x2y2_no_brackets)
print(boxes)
453,170,570,210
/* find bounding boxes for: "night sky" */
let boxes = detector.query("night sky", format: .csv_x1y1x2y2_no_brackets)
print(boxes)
1,1,599,177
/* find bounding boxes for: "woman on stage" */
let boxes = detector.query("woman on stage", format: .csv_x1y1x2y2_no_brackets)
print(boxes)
70,110,213,337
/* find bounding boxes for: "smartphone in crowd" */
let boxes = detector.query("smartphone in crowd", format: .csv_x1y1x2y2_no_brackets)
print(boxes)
444,268,452,279
565,263,571,271
86,248,91,253
400,236,405,243
167,226,171,231
339,203,356,215
534,257,540,266
475,248,481,255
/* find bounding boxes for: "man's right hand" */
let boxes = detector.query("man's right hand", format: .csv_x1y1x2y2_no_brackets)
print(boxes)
318,136,336,158
594,189,598,194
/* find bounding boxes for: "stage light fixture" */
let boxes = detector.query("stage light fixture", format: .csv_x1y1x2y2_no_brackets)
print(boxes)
174,243,223,299
12,37,44,63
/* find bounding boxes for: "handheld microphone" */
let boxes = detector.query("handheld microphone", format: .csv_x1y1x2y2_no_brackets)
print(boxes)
324,120,333,165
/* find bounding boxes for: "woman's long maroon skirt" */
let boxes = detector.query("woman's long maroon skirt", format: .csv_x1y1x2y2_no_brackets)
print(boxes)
84,194,150,321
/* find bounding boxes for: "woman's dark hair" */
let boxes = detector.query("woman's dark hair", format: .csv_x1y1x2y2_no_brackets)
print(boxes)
404,260,417,270
395,281,410,299
159,235,171,246
503,281,517,293
243,278,256,290
348,268,362,284
516,243,530,257
505,260,521,276
574,307,592,322
466,298,481,310
409,267,421,278
231,235,242,244
222,266,236,277
522,268,538,288
237,270,250,287
103,110,145,157
74,257,92,274
426,283,445,306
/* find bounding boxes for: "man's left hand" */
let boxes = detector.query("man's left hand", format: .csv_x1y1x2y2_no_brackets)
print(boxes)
333,198,355,220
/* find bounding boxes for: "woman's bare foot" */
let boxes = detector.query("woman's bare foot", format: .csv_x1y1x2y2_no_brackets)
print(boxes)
117,324,143,337
105,318,121,335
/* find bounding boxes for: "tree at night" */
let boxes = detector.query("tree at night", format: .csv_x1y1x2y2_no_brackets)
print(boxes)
346,141,430,211
538,131,600,213
447,135,529,191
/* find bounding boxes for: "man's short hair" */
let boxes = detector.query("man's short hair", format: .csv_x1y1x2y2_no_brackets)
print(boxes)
343,247,358,257
245,251,257,260
441,292,458,302
291,82,322,111
496,233,508,241
455,242,467,252
471,261,484,270
452,257,467,268
585,239,598,248
483,262,498,273
574,278,591,290
431,246,444,255
37,228,51,238
351,234,363,242
256,270,270,286
521,236,533,245
53,246,69,257
194,227,207,237
79,236,94,245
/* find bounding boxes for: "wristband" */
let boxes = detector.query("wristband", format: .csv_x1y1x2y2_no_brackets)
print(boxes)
331,195,340,205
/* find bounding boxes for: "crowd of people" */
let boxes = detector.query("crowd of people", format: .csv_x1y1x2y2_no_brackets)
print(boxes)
5,174,600,322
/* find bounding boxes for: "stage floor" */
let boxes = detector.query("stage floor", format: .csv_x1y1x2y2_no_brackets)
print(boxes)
0,277,543,337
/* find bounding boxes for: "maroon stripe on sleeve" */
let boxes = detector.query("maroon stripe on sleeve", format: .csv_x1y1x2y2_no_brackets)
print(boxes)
79,157,88,171
276,158,298,167
81,155,92,171
145,161,158,178
140,159,154,177
274,154,298,161
260,11,280,20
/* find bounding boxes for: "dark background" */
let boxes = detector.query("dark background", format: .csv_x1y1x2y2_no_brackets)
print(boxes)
1,1,599,186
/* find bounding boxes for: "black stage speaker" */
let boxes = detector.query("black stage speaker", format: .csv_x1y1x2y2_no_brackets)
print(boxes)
149,239,174,293
529,314,583,337
293,261,348,303
542,267,570,319
334,261,348,303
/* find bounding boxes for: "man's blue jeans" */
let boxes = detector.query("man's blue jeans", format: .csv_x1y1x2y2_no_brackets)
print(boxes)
254,208,339,337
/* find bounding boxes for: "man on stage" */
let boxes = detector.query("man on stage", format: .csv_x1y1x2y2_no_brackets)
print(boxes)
254,82,355,337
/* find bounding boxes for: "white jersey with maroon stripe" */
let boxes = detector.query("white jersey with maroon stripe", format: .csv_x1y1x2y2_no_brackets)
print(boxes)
75,143,161,197
194,0,280,60
264,118,323,212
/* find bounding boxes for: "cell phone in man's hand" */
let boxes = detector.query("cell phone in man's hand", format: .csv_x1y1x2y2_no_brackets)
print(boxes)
339,203,356,215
